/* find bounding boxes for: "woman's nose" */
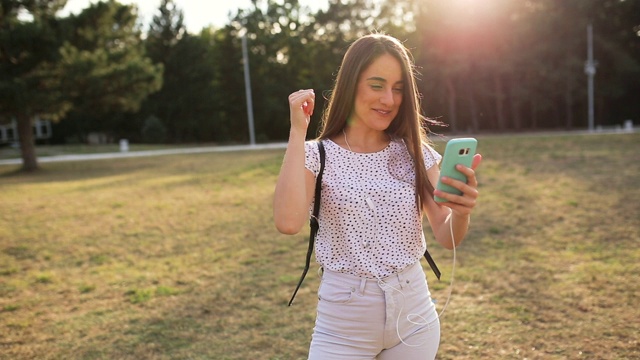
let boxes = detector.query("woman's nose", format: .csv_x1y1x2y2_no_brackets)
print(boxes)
380,88,394,106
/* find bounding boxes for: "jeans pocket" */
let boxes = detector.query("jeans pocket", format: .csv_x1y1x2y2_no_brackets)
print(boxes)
318,279,355,304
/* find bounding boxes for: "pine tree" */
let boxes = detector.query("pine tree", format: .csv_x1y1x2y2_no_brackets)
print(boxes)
0,0,163,171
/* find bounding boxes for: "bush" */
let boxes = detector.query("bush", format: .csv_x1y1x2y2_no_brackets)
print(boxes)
141,115,167,144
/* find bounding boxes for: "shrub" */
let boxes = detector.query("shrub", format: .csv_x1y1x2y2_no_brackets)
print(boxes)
141,115,167,144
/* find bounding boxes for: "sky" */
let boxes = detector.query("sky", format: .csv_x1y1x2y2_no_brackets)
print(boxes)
60,0,325,33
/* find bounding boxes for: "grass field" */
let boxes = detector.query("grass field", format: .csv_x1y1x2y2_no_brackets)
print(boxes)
1,132,639,359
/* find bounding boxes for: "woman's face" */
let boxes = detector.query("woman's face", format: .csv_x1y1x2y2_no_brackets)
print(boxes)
350,53,404,132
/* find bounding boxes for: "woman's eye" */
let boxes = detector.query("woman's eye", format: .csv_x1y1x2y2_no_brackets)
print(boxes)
393,88,403,93
371,84,383,90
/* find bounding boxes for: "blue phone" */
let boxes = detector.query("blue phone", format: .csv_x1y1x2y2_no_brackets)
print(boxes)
434,138,477,203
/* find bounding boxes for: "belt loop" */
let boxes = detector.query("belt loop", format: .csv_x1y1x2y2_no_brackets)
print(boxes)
358,278,366,296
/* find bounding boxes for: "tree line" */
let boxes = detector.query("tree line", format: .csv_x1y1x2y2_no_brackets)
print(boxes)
1,0,639,171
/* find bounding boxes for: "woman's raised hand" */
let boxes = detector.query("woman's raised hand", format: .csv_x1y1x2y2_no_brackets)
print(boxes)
288,89,315,133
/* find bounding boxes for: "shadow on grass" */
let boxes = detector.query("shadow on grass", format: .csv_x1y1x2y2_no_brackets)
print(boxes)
0,149,284,187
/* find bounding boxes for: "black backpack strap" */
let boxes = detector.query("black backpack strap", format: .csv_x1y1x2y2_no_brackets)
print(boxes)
288,140,325,306
424,249,441,280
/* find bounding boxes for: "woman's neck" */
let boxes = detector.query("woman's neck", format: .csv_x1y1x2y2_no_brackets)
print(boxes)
337,126,390,153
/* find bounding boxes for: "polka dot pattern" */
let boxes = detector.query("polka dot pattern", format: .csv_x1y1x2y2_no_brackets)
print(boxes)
305,138,442,279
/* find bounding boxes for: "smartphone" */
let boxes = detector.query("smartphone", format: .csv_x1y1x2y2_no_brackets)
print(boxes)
434,138,478,203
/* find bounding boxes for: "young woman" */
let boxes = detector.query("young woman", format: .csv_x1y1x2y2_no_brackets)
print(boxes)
273,33,481,360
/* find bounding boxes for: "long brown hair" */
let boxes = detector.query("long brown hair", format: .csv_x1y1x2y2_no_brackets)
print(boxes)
317,34,436,211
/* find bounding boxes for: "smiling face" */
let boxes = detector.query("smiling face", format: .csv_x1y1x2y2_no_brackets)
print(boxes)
349,53,404,132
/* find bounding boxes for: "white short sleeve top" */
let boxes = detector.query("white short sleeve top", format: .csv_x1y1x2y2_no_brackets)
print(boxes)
304,138,442,279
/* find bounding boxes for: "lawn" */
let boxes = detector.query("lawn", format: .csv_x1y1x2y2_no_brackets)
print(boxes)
0,132,639,359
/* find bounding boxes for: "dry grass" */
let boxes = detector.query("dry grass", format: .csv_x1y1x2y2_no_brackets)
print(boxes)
0,132,638,359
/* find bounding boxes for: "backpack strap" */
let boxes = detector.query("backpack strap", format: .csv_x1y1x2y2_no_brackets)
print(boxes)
287,141,440,305
288,140,325,306
424,249,441,280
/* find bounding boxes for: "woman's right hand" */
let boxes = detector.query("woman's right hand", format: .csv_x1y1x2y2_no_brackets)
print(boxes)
275,89,317,234
288,89,315,133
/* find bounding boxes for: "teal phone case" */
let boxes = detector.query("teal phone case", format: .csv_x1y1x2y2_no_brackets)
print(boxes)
434,138,477,202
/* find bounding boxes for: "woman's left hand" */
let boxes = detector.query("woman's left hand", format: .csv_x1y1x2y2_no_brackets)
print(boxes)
433,154,482,216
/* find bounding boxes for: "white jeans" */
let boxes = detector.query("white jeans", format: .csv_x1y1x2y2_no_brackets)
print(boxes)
308,262,440,360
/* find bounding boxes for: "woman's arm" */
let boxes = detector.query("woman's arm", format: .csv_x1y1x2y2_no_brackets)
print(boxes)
273,90,317,235
424,154,482,249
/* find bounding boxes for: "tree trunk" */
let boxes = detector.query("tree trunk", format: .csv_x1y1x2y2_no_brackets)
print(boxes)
597,96,604,129
530,98,538,130
445,76,457,132
467,85,479,132
509,80,521,131
494,74,505,131
565,59,574,130
553,102,562,128
17,113,39,172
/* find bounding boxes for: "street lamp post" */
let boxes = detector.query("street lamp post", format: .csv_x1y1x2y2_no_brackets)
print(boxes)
584,23,597,132
242,34,256,145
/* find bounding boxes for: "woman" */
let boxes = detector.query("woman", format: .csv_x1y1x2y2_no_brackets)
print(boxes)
273,33,481,360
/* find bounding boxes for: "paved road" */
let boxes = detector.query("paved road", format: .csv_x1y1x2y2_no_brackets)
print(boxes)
1,128,636,167
0,142,288,166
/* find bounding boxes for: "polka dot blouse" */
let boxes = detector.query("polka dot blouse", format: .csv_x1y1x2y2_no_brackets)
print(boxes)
304,138,442,279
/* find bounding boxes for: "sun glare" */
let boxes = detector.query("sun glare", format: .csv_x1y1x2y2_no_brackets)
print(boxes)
425,0,512,59
450,0,499,15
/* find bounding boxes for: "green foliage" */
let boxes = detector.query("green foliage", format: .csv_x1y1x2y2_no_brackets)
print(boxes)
141,115,167,143
59,0,163,115
0,1,70,120
141,0,220,143
146,0,186,61
2,0,639,157
0,0,162,170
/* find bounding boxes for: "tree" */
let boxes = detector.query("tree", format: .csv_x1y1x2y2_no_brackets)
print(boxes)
0,0,162,171
10,0,636,150
58,0,163,140
0,0,68,171
228,0,421,141
146,0,185,62
229,0,317,142
142,0,220,143
204,24,246,142
584,0,640,125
